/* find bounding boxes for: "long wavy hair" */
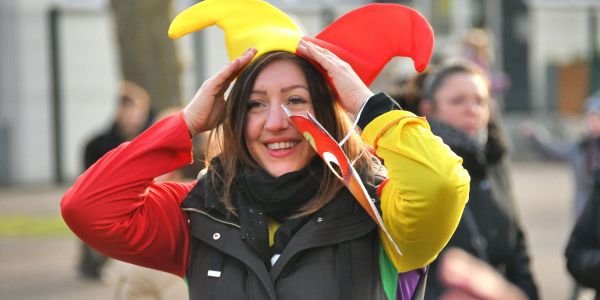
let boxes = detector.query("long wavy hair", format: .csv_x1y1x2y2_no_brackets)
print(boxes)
205,51,373,217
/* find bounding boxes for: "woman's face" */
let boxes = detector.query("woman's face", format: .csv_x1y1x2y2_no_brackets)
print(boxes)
586,112,600,137
244,59,316,177
432,72,490,136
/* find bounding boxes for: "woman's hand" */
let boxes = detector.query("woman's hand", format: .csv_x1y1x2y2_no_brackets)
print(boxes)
297,40,374,116
439,248,527,300
183,48,257,135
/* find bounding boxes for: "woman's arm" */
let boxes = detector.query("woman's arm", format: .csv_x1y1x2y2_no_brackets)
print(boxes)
296,40,469,271
61,112,195,277
522,122,574,161
361,109,470,272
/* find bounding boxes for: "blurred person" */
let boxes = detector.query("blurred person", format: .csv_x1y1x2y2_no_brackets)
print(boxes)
565,169,600,300
113,262,189,300
78,81,151,279
460,28,510,96
419,60,539,299
522,91,600,218
61,2,471,299
83,81,152,168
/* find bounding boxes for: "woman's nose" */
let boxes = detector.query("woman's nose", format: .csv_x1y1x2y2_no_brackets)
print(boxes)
264,104,289,131
465,101,480,115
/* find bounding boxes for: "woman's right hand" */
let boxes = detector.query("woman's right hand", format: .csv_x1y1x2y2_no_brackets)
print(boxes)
183,48,257,135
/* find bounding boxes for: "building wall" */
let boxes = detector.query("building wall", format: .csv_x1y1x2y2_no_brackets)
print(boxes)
0,0,54,184
529,5,593,113
59,8,119,182
0,0,119,185
0,0,18,185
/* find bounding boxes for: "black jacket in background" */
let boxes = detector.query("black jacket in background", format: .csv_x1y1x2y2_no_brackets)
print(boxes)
84,123,128,169
565,172,600,299
424,120,539,300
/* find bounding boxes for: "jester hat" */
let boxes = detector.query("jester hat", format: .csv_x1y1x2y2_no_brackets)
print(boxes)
168,0,434,86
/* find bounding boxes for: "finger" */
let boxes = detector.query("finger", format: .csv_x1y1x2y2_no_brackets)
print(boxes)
209,48,257,94
304,40,341,61
299,40,338,70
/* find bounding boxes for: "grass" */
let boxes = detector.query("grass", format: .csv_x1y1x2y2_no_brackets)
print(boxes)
0,215,72,238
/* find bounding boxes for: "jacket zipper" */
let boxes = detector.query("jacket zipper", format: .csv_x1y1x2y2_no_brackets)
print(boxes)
182,207,242,229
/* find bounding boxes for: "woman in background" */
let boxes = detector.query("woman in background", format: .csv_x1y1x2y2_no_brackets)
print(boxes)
418,60,539,300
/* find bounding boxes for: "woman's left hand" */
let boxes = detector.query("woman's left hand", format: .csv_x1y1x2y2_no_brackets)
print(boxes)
297,40,374,116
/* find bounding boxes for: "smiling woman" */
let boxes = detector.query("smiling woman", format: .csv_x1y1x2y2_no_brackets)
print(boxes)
61,1,470,299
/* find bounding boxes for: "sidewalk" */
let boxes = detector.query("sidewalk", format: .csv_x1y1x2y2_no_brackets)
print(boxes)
0,162,574,299
0,186,113,300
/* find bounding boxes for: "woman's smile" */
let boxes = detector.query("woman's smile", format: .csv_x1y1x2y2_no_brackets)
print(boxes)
244,59,316,177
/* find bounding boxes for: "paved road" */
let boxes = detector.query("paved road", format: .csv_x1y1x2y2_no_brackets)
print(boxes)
0,162,577,299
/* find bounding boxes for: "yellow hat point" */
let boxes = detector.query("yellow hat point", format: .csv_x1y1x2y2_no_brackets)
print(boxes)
168,0,302,61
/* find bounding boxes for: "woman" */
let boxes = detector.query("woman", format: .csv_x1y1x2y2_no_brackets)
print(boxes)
418,60,539,299
61,38,469,299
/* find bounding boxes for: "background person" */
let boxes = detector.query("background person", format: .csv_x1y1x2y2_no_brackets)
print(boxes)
521,91,600,218
418,60,539,299
109,106,196,300
78,81,151,279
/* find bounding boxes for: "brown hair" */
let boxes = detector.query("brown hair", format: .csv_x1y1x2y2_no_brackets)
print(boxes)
205,51,373,217
422,59,490,104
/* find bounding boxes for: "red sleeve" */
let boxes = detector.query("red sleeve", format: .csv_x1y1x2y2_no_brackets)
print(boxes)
61,112,195,277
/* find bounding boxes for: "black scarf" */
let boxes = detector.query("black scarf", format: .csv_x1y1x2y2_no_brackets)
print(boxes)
234,158,323,266
182,156,382,268
428,119,507,178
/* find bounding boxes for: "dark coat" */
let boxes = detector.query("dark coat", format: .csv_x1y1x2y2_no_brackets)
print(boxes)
84,123,127,169
181,171,390,300
424,120,539,300
565,172,600,299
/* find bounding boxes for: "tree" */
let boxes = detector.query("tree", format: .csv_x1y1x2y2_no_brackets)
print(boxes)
110,0,181,111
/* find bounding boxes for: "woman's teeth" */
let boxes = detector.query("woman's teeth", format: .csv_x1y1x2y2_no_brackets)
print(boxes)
267,141,298,150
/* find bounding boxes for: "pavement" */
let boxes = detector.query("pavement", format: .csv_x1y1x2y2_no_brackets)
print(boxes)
0,162,579,299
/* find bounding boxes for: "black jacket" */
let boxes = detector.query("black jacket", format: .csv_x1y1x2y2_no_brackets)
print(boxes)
180,165,393,300
177,94,434,299
424,120,539,300
84,123,127,169
565,172,600,299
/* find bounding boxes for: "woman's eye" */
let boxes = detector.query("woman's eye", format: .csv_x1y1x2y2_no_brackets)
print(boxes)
285,97,311,114
247,100,266,112
287,97,307,105
450,97,464,106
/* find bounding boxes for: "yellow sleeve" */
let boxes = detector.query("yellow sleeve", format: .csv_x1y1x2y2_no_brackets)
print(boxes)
361,110,470,272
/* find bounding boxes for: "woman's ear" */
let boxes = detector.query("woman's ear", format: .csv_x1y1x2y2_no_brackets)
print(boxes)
419,99,433,116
